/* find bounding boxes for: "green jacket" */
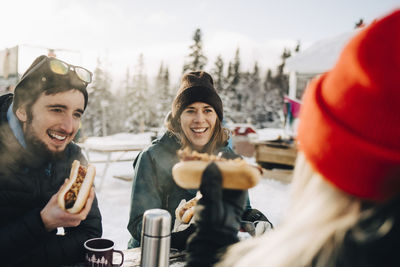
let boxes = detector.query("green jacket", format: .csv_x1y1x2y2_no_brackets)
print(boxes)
127,131,250,248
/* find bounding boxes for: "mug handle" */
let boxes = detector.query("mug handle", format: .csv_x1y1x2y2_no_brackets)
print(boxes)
113,249,124,266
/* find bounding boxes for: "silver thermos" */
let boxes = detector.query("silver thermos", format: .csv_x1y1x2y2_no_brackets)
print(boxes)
140,209,171,267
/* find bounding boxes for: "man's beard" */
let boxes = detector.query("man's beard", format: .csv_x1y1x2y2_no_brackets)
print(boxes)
24,122,66,162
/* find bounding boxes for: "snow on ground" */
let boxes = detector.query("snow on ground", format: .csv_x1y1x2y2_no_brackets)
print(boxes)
92,160,137,251
86,131,292,250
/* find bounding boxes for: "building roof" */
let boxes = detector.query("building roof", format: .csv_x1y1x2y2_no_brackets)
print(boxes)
286,29,360,73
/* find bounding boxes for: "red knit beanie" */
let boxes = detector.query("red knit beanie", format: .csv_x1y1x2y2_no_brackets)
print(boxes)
298,9,400,202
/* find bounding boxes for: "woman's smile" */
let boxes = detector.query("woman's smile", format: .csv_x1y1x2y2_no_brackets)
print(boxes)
191,127,208,133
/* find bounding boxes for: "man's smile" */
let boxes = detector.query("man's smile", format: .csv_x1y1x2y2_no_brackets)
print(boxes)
47,130,68,141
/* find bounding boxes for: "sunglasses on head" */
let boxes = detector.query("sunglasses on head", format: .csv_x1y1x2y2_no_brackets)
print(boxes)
19,56,92,86
48,58,92,83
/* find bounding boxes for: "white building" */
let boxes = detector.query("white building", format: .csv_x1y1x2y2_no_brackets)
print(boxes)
285,29,360,101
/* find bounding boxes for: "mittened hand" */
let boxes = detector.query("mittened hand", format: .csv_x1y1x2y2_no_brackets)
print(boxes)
242,208,274,226
195,162,247,232
186,163,247,266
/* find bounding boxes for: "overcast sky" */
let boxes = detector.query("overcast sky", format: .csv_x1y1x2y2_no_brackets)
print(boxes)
1,0,399,87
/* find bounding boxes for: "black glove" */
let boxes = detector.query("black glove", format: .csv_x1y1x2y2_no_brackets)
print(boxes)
186,162,247,267
171,224,196,250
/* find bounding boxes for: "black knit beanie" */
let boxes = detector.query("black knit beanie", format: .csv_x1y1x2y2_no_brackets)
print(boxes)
172,71,223,121
13,55,89,113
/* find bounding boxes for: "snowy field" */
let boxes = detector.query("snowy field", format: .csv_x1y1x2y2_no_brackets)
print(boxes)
84,131,292,250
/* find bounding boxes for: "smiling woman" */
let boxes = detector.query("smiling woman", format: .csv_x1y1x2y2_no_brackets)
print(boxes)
127,71,232,251
127,71,271,251
167,71,226,154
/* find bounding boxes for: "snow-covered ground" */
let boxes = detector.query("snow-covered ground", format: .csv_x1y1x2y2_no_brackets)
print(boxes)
85,131,292,250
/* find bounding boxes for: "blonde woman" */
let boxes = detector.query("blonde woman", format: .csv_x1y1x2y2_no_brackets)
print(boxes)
186,9,400,267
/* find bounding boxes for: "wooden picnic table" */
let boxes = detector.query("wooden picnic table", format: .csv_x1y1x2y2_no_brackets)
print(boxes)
254,140,297,183
254,140,297,167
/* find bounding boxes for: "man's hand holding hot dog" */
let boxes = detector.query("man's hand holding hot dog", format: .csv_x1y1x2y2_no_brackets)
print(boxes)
40,181,95,232
41,160,96,231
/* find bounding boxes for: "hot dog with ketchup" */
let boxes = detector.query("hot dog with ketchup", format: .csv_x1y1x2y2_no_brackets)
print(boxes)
57,160,96,214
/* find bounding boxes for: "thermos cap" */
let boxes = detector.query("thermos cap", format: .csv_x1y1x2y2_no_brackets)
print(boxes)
142,209,171,237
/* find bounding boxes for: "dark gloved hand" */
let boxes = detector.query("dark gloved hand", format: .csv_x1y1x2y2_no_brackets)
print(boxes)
241,209,274,237
243,208,273,224
186,162,247,267
195,162,247,231
171,224,196,250
242,208,270,223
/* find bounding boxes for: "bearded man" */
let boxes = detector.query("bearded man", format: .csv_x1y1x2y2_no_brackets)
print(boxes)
0,55,102,267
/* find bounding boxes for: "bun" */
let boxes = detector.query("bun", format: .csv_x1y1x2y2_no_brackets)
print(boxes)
57,160,96,214
172,160,261,190
175,193,202,224
181,207,195,224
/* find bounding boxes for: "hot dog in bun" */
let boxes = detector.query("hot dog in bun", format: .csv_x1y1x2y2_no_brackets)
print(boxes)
57,160,96,214
172,148,262,190
175,192,202,224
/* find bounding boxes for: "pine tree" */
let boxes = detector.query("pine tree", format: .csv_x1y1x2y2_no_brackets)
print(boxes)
258,67,282,128
246,62,263,125
294,40,301,53
82,57,114,137
263,69,273,91
111,67,132,134
237,70,251,123
211,55,224,93
277,48,291,77
274,48,291,97
154,62,173,126
249,62,261,100
125,54,151,133
182,28,208,73
230,48,241,86
225,48,242,122
257,53,291,128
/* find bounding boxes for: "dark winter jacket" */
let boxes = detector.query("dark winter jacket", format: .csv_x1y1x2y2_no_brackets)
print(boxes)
0,94,102,267
127,131,250,249
333,195,400,267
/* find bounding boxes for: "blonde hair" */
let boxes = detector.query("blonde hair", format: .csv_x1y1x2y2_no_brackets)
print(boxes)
218,152,362,267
